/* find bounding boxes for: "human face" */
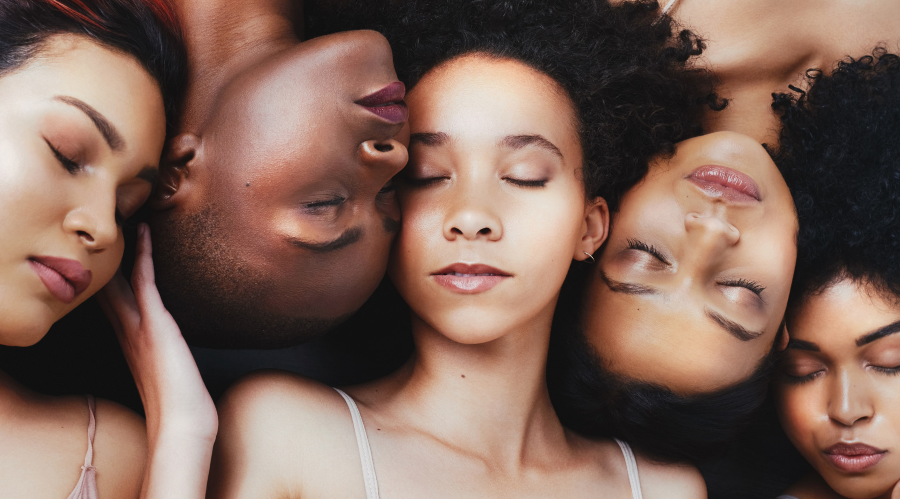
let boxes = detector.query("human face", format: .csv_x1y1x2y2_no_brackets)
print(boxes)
153,31,409,342
582,132,797,394
0,35,166,346
390,55,606,344
776,279,900,498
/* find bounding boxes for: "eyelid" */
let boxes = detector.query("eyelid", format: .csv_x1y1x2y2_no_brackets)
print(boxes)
46,139,80,173
719,278,766,297
625,238,671,266
503,177,548,188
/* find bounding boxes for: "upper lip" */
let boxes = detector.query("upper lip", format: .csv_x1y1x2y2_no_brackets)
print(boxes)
825,442,886,456
431,263,512,277
687,164,761,202
29,255,92,295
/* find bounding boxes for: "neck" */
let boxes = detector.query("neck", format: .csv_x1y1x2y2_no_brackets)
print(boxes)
388,299,567,465
171,0,300,131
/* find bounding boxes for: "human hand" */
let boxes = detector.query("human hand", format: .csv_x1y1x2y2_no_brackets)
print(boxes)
98,223,217,498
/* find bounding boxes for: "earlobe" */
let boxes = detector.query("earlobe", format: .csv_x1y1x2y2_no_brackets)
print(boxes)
151,133,201,210
574,197,609,261
777,321,790,351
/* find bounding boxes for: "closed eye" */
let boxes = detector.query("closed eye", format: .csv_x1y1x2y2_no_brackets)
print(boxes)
401,175,448,188
720,278,765,296
503,177,547,188
46,140,80,173
303,196,345,215
626,238,670,266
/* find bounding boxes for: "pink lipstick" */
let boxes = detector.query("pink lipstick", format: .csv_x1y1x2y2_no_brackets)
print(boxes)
356,81,408,124
687,165,761,202
28,256,92,304
823,443,886,473
432,263,511,294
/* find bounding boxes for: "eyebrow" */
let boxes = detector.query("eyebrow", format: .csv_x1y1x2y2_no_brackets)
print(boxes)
54,95,125,152
409,132,450,147
286,227,363,253
599,270,660,296
499,134,563,158
857,319,900,347
786,339,820,352
705,308,764,342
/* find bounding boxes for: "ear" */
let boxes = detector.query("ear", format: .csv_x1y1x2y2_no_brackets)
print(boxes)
777,320,790,351
151,133,201,210
574,197,609,262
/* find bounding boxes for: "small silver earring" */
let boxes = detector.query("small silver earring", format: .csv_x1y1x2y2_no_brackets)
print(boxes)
583,251,595,263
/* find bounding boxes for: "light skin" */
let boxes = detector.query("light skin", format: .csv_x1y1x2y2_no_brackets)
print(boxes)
151,0,409,347
208,55,705,498
777,278,900,499
618,0,900,144
0,34,216,498
582,131,797,395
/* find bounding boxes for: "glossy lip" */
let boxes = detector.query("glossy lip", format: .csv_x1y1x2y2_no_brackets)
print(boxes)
431,263,512,294
355,81,408,124
823,442,887,473
28,256,92,304
686,165,761,203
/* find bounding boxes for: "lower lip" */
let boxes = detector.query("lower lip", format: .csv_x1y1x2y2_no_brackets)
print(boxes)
360,103,408,124
433,274,508,294
687,165,761,203
28,259,75,303
825,452,886,473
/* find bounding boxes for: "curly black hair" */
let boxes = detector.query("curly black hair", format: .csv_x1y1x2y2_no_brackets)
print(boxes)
772,49,900,304
308,0,723,209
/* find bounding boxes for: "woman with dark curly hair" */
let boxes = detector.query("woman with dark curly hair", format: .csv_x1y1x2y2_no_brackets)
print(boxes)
0,0,215,496
208,0,716,496
772,50,900,499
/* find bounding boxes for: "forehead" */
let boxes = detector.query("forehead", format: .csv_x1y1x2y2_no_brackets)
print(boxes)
791,279,900,346
585,282,771,394
407,55,579,150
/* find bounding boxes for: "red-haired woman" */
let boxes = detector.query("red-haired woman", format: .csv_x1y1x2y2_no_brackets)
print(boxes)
0,0,215,497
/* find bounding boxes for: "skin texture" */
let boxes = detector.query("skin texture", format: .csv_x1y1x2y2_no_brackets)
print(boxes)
0,35,164,497
643,0,900,144
209,55,705,498
0,35,165,347
582,132,797,395
777,279,900,499
152,0,409,348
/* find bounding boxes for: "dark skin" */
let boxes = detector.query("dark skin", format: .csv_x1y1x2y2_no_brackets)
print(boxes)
150,0,409,347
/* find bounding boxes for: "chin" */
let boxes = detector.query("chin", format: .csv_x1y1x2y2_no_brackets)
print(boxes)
0,309,53,347
826,472,897,499
425,311,519,345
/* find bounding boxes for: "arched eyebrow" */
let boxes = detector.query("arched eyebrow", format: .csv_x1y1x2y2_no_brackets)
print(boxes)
500,134,563,158
409,132,450,147
857,319,900,347
54,95,125,151
705,308,763,342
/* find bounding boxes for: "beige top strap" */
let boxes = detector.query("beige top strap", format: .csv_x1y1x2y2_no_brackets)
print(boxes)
333,388,379,499
615,438,643,499
661,0,680,15
67,395,98,499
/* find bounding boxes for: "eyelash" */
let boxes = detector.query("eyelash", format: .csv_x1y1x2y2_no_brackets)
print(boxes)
626,238,670,265
783,371,823,385
47,141,80,174
303,197,345,215
504,177,547,188
870,365,900,375
720,278,766,296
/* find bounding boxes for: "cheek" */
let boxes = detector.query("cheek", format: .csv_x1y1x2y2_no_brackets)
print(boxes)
775,384,823,451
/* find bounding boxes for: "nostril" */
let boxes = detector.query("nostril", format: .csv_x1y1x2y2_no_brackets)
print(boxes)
478,228,491,235
78,231,94,243
374,143,394,153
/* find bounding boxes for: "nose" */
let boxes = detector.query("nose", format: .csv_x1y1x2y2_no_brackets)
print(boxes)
62,193,119,253
828,369,874,427
684,211,741,256
443,193,503,242
360,139,408,178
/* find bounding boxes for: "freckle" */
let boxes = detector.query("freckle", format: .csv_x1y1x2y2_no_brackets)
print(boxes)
377,428,381,431
461,374,465,378
246,182,250,187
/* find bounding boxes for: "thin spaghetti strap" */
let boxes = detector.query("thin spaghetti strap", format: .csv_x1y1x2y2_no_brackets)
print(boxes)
67,395,98,499
660,0,680,15
333,388,379,499
614,438,643,499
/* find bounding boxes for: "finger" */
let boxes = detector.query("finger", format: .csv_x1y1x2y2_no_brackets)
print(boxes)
99,270,140,330
892,479,900,499
131,223,166,316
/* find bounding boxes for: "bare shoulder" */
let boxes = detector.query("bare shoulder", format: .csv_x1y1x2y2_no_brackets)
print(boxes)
632,450,706,499
91,398,147,498
210,370,365,498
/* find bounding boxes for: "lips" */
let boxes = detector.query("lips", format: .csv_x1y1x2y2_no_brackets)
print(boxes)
356,81,408,124
432,263,511,294
687,165,761,202
28,256,92,304
823,443,887,473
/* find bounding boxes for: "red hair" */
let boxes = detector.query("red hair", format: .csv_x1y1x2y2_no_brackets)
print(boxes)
42,0,182,38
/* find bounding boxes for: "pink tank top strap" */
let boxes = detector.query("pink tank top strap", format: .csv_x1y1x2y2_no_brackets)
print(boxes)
67,395,99,499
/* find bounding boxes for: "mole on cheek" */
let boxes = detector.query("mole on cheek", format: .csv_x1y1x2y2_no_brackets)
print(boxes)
382,216,400,233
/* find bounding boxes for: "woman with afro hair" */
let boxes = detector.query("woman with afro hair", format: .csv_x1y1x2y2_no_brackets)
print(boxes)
209,0,719,497
773,50,900,499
